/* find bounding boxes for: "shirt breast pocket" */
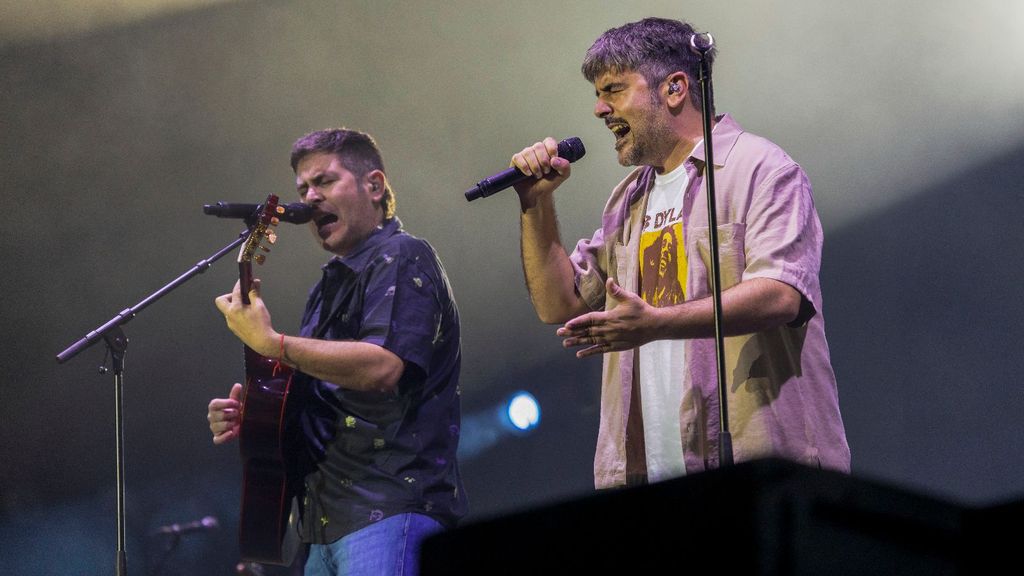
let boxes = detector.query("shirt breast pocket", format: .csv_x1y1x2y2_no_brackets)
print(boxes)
687,223,746,298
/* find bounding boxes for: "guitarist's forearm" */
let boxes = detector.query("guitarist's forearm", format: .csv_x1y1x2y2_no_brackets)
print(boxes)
275,333,403,394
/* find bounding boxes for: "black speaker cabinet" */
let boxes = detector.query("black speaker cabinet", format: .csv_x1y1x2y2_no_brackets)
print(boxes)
421,458,979,575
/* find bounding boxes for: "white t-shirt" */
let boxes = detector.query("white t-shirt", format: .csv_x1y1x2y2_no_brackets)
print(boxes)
637,159,691,482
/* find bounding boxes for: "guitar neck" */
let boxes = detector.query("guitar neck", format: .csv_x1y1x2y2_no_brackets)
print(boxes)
239,261,254,306
238,260,260,364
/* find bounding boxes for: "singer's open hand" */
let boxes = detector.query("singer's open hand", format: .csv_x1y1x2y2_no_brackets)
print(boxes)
556,278,659,358
511,137,572,210
214,279,278,357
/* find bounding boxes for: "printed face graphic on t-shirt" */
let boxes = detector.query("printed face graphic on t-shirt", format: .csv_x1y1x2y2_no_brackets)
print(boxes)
640,221,686,308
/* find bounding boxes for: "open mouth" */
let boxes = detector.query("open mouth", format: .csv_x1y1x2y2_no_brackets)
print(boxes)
314,212,339,238
607,121,631,146
314,213,338,227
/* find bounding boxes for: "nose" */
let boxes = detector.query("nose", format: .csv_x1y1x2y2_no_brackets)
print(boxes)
302,187,323,204
594,98,611,119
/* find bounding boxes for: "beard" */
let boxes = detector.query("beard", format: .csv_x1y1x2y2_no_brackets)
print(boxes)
616,98,676,167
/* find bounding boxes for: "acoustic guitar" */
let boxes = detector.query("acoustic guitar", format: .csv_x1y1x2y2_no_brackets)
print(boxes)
235,195,297,564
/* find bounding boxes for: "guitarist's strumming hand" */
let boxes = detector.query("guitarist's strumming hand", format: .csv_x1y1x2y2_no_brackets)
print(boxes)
208,383,243,444
215,279,280,358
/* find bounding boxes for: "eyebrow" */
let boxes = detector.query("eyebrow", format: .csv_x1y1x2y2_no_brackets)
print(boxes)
296,171,332,191
595,81,628,96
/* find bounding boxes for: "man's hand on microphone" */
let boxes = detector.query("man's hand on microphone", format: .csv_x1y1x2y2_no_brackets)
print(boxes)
511,137,572,211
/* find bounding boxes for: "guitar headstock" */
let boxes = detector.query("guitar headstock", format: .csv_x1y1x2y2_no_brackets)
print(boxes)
236,195,287,305
237,195,284,266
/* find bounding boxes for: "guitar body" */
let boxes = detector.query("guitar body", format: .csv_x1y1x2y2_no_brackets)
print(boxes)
233,195,298,565
238,344,295,564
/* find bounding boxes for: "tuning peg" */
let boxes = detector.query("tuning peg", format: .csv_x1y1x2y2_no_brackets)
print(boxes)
260,245,272,252
266,231,278,244
270,217,280,226
254,254,266,265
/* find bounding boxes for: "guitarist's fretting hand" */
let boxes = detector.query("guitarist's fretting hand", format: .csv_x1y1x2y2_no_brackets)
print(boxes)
208,383,243,444
215,279,280,358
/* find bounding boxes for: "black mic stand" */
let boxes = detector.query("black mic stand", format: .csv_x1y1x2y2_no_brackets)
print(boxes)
691,32,733,467
56,220,259,576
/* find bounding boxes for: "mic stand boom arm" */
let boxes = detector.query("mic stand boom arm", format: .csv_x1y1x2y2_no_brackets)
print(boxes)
56,230,250,364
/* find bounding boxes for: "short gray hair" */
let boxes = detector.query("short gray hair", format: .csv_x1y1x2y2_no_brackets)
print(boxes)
582,17,716,111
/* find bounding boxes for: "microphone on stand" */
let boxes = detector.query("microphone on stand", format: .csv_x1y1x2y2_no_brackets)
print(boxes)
204,202,313,224
465,137,586,201
157,515,220,536
689,32,715,54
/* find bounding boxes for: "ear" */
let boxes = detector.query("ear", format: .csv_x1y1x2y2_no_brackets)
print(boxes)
365,169,386,202
664,72,690,108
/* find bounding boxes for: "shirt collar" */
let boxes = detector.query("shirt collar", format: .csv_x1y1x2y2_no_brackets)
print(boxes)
323,217,403,274
689,113,743,168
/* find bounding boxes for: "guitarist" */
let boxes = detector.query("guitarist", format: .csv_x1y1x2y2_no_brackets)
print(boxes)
207,128,467,576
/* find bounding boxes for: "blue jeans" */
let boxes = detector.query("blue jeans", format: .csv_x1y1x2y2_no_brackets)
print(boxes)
304,513,443,576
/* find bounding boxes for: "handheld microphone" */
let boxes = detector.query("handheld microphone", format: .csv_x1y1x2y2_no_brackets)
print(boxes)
465,137,586,202
203,201,313,224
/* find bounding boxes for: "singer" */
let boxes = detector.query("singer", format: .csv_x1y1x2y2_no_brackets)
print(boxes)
509,18,849,487
206,128,466,575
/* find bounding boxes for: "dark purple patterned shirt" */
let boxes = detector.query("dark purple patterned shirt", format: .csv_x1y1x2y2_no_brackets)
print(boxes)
287,217,466,543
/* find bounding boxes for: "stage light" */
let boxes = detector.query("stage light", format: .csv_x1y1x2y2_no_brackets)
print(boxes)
458,390,542,460
506,391,540,431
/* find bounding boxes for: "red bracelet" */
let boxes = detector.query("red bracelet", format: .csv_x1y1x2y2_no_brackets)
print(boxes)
272,333,286,376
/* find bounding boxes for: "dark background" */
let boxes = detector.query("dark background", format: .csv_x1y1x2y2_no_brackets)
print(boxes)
2,1,1022,573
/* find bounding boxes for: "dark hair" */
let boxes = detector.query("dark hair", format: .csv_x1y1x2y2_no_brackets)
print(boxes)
582,17,716,111
290,128,396,219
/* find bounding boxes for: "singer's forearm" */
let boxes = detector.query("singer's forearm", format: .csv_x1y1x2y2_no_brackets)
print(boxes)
520,196,589,324
653,278,803,340
268,333,404,394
